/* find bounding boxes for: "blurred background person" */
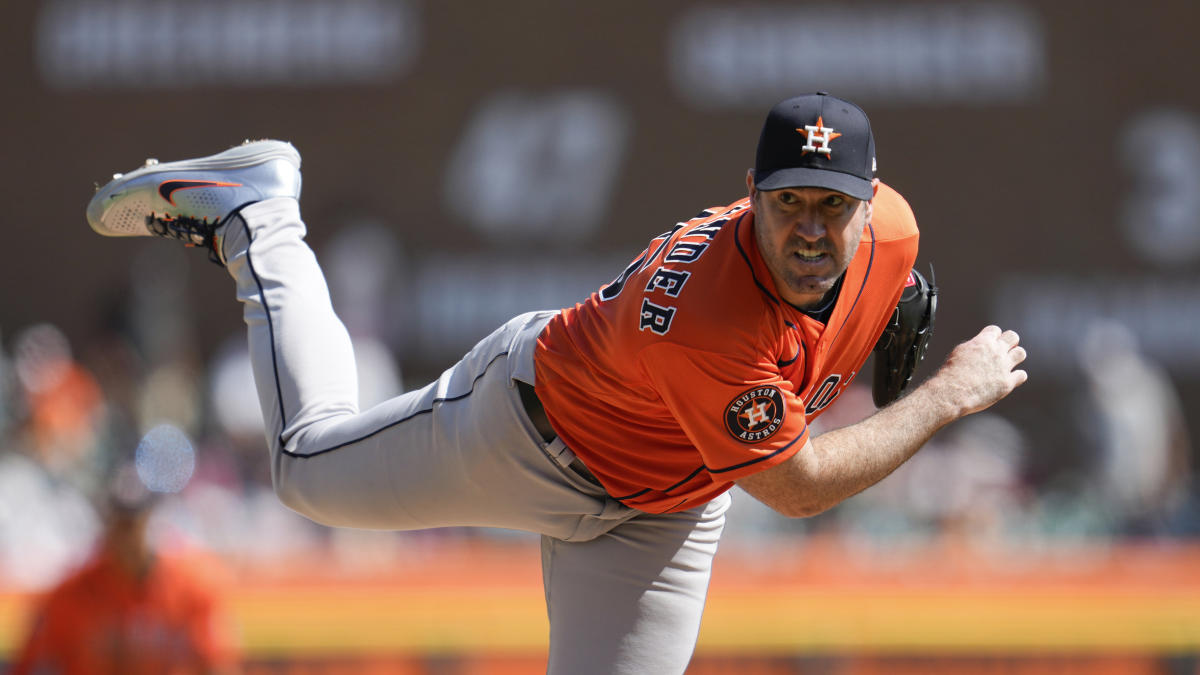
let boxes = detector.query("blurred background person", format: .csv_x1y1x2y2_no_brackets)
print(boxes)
0,324,105,590
9,461,241,675
1075,319,1195,537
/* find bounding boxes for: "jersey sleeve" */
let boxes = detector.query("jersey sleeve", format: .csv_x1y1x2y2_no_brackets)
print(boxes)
640,341,809,482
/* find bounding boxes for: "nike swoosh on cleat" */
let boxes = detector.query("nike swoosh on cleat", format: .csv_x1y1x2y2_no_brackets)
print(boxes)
158,179,243,206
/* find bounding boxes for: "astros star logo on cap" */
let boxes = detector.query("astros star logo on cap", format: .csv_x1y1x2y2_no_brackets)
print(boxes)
796,116,842,157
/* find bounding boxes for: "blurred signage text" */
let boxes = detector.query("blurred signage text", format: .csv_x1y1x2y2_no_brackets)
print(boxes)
36,0,419,89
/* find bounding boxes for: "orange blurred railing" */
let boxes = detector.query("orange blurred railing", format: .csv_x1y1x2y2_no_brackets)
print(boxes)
2,536,1198,666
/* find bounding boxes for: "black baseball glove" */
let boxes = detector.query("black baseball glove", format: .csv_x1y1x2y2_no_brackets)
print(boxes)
872,266,937,407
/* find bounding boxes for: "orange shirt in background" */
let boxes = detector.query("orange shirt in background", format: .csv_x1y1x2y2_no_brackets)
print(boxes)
10,548,239,675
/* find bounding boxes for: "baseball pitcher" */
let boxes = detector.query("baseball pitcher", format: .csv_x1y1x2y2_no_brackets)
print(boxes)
86,92,1026,674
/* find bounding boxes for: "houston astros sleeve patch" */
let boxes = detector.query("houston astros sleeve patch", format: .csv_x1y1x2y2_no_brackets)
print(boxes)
724,385,786,443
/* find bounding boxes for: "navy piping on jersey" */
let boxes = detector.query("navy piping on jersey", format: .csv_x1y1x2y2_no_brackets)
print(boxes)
777,319,800,367
826,221,876,351
610,466,705,503
734,215,781,306
612,486,651,501
707,428,807,473
242,219,508,460
779,340,808,380
777,344,800,368
664,465,708,492
609,427,808,503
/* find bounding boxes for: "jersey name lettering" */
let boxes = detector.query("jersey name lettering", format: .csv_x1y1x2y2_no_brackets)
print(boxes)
627,205,748,334
599,224,684,301
640,299,676,335
690,220,727,240
665,241,709,263
599,254,646,301
645,268,691,297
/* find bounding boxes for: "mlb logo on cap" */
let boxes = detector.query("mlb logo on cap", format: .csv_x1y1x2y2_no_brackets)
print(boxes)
753,92,877,201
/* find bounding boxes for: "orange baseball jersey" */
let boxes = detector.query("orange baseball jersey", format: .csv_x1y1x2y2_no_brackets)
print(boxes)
10,549,238,675
534,182,919,513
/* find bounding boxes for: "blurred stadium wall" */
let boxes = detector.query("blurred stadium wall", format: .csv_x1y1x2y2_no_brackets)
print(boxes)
2,0,1199,672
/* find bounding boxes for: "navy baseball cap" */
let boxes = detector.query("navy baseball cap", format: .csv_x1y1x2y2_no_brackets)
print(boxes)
754,92,877,200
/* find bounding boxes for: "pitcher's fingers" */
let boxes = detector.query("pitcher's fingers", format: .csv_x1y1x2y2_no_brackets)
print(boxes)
1000,329,1020,346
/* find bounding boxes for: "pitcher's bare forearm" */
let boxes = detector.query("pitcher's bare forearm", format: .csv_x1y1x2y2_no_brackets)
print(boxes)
738,326,1027,517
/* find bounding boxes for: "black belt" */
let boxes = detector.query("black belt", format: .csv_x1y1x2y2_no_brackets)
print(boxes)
516,380,556,442
516,380,601,486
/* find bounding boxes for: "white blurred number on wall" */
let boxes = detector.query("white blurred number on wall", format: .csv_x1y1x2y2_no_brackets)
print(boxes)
444,91,630,242
1120,110,1200,267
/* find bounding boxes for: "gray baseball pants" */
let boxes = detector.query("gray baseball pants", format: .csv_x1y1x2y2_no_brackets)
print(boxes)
220,197,730,674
